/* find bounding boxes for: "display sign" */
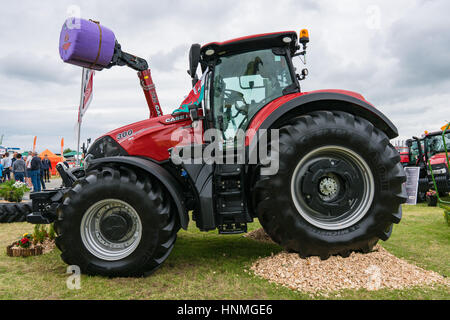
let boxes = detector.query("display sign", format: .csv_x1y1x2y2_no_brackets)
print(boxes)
404,167,420,205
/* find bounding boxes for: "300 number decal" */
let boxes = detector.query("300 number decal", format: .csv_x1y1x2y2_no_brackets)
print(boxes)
117,129,133,140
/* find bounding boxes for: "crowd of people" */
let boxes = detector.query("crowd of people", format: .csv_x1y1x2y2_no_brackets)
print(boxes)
1,152,52,192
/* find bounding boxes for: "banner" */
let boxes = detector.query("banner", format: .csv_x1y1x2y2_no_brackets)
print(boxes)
78,68,94,123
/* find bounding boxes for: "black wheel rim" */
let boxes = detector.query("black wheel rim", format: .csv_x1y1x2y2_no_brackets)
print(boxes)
290,146,375,230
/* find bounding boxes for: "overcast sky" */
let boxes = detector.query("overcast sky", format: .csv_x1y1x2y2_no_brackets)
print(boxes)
0,0,449,152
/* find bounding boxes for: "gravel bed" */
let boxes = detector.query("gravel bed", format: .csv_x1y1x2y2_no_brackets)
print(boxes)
246,229,448,293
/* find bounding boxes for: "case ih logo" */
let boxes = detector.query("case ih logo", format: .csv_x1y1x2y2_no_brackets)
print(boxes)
165,114,189,123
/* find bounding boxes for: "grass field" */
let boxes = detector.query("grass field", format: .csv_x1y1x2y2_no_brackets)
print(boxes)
0,204,448,300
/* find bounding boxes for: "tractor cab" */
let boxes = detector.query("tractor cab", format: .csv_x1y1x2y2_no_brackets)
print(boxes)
425,130,450,162
405,137,424,166
185,31,305,144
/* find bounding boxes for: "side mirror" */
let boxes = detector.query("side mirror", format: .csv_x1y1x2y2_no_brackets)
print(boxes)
188,44,201,86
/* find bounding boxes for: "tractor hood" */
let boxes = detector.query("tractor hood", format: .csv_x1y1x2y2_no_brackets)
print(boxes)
87,113,192,162
430,153,450,166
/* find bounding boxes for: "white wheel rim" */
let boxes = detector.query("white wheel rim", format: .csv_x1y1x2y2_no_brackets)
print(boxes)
80,199,142,261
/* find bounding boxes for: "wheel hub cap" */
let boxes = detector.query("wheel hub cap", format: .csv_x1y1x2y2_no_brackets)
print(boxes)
319,176,339,198
99,213,131,241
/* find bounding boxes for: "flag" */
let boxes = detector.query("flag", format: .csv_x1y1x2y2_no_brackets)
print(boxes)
61,138,65,161
441,122,450,131
78,68,95,123
32,136,37,153
172,68,209,115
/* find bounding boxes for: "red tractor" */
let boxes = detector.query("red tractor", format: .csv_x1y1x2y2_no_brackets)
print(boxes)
399,131,450,202
400,137,428,201
24,19,406,276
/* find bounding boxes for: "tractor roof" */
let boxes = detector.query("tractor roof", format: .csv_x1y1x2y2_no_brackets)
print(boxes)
424,129,450,138
201,31,298,58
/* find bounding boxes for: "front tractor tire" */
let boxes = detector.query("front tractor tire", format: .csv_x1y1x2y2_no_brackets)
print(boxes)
54,165,179,277
253,111,407,259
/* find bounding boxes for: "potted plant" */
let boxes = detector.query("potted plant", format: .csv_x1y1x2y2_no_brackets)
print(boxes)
0,180,30,202
6,233,43,257
6,225,56,257
426,189,438,207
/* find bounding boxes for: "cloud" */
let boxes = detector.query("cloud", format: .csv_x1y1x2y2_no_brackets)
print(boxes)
149,44,190,73
0,52,78,85
386,0,450,88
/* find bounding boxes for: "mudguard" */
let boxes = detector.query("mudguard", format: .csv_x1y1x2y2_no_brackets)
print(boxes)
246,90,399,146
88,156,189,229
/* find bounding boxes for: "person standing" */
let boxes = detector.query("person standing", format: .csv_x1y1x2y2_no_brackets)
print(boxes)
25,153,33,187
29,152,42,192
2,152,12,181
39,158,46,190
11,152,18,167
0,159,3,182
42,154,52,182
12,154,26,183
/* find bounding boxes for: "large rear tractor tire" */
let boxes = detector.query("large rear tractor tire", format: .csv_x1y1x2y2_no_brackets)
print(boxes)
54,164,179,277
0,202,32,223
253,111,407,259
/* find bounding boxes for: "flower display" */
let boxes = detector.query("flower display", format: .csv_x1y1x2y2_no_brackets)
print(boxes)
0,180,30,202
16,233,33,249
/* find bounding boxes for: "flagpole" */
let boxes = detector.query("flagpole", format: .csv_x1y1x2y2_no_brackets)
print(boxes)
77,68,85,166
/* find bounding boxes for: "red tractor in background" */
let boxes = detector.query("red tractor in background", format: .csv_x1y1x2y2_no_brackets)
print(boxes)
398,137,428,201
397,145,411,167
423,130,450,196
22,19,406,277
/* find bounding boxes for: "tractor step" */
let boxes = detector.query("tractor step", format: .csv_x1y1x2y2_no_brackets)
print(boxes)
218,223,247,234
214,164,252,231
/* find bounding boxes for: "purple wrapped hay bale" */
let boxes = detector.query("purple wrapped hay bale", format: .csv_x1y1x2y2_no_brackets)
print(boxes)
59,17,116,71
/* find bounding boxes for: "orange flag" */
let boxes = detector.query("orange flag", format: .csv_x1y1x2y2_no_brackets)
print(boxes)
32,136,37,153
61,138,65,161
441,123,450,131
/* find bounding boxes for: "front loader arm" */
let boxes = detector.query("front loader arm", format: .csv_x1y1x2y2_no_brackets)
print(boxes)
107,41,163,118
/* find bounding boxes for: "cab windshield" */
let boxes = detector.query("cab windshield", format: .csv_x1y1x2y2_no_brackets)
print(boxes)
426,133,450,158
212,49,294,142
409,140,425,165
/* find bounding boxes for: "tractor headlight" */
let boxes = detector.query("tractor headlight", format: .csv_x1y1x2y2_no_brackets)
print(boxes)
87,136,128,160
427,167,447,176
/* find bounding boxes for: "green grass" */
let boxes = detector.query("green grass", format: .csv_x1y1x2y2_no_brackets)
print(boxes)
0,205,448,300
